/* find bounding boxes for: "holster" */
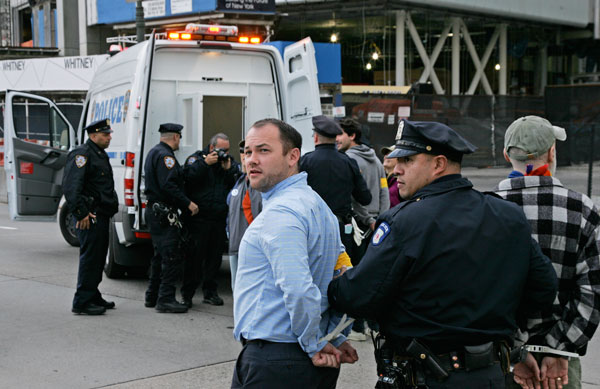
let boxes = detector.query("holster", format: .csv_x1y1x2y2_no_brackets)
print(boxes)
405,339,448,380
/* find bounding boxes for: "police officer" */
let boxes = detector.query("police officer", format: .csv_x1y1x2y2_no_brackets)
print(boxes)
300,115,371,260
144,123,199,313
328,120,558,388
64,118,118,315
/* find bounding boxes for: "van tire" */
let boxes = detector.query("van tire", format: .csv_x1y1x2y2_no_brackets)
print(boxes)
59,203,80,247
105,223,127,279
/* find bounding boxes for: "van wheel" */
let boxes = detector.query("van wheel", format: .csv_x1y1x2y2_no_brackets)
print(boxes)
59,203,80,247
105,223,127,279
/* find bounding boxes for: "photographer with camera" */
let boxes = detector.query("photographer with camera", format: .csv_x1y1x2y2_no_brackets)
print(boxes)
182,133,239,307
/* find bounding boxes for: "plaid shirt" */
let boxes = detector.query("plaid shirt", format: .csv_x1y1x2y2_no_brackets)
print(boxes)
495,176,600,355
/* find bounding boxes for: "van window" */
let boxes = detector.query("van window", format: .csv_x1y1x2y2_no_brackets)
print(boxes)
11,96,69,150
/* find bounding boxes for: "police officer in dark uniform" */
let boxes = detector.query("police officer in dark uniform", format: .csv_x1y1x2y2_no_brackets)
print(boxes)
144,123,199,313
300,115,371,260
328,120,558,388
181,133,238,307
63,118,118,315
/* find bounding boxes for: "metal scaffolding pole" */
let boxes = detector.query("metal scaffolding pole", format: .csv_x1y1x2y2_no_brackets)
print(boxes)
452,17,461,95
539,45,548,95
396,10,406,86
499,24,507,95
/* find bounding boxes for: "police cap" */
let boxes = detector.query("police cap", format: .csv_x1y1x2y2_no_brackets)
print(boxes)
158,123,183,134
387,119,476,162
85,118,112,134
312,115,342,138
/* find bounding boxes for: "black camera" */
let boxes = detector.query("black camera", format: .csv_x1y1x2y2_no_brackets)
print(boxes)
213,148,230,162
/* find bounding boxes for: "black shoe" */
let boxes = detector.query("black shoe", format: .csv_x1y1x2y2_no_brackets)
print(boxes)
144,299,157,308
203,292,224,306
182,298,193,309
155,301,188,313
96,298,116,309
72,303,106,315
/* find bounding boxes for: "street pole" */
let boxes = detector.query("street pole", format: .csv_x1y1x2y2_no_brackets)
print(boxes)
588,125,595,198
136,0,145,43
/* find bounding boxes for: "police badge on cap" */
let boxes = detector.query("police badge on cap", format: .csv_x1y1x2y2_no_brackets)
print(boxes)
85,118,112,134
387,119,476,162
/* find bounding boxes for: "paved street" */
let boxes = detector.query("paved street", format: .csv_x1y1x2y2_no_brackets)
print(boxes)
0,164,599,388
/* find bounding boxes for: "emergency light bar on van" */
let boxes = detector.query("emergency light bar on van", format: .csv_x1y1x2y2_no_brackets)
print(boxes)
167,23,262,44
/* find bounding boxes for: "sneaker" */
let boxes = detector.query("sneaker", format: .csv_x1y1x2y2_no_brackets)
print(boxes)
347,330,367,341
182,298,193,309
202,292,224,306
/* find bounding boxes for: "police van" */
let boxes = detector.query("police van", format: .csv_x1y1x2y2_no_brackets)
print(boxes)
3,24,321,277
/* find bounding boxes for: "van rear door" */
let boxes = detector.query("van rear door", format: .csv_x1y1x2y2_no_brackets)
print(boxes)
3,91,74,220
283,37,321,152
135,31,158,230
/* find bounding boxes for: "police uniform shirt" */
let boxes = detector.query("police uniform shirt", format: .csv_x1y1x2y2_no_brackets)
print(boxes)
300,145,371,217
144,142,190,210
328,174,558,353
62,138,118,220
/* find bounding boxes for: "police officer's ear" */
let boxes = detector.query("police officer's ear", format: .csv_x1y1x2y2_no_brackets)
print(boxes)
432,154,449,175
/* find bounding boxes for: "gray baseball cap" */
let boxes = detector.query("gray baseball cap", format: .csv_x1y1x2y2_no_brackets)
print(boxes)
504,116,566,161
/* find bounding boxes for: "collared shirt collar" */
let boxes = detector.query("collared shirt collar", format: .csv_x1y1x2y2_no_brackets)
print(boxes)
315,143,337,150
496,175,564,192
261,172,307,202
411,174,473,200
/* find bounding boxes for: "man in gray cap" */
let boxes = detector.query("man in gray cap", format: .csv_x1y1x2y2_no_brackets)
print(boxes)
328,119,558,388
496,116,600,389
300,115,371,262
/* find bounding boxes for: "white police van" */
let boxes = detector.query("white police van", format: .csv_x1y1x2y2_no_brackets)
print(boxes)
2,24,321,277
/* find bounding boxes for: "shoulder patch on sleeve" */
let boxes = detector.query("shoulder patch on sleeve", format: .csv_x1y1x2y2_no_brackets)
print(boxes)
164,156,176,169
75,155,87,168
186,156,197,165
371,222,391,246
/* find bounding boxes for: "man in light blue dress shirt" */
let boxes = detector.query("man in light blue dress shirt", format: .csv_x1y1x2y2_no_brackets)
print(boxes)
232,118,358,388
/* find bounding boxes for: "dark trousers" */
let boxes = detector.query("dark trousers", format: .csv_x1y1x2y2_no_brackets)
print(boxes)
231,341,340,389
425,363,505,389
339,221,355,262
72,214,110,309
181,218,226,299
145,210,184,304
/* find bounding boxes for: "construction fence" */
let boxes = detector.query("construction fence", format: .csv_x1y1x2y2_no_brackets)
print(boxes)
343,85,600,168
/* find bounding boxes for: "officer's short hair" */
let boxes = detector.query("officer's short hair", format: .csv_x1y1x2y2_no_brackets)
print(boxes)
209,133,229,147
251,118,302,155
338,117,362,144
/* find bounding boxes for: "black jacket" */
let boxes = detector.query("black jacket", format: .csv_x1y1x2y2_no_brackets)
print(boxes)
300,143,371,219
144,142,190,211
62,139,118,220
328,174,558,353
183,146,237,220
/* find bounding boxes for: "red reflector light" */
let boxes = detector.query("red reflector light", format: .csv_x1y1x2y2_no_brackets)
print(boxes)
181,33,192,40
250,37,261,44
239,36,249,43
169,32,180,40
135,232,152,239
125,152,135,167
